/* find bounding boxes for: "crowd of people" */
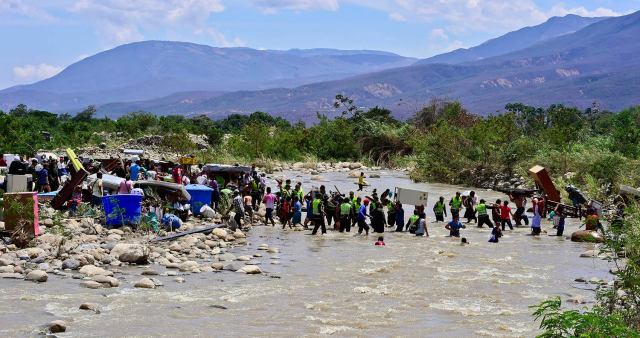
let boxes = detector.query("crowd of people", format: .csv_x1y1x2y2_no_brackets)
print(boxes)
4,154,601,243
218,173,593,245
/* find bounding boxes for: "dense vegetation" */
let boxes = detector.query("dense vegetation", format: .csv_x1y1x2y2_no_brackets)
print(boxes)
3,99,640,200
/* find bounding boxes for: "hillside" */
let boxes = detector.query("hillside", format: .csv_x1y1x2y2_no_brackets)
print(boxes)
418,14,605,65
107,11,639,120
0,41,415,112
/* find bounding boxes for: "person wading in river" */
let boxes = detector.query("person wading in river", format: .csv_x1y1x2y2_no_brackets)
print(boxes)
339,197,352,232
357,199,370,235
500,201,514,231
449,192,462,220
311,193,326,235
446,217,465,237
371,203,385,233
262,187,277,227
415,212,429,237
463,191,478,224
476,199,494,228
433,196,447,222
509,193,529,227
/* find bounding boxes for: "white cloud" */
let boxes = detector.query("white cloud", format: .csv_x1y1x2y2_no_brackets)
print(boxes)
194,27,247,47
13,63,63,82
68,0,235,47
389,12,407,22
346,0,622,33
248,0,339,13
0,0,55,21
430,28,448,40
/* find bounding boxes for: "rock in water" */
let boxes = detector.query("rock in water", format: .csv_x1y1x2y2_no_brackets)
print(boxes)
110,243,149,264
237,265,262,274
571,230,604,243
49,320,67,333
93,275,120,287
80,281,104,289
134,278,156,289
580,250,599,258
62,258,81,270
79,303,100,313
25,270,48,282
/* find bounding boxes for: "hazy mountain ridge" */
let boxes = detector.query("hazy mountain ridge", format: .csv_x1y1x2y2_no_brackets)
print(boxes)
110,11,639,120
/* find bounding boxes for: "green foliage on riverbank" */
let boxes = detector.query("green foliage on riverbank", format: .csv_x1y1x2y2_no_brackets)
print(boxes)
2,100,640,198
532,205,640,337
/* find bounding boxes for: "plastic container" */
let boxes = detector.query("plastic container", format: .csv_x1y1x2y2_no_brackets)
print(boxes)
102,194,143,227
185,184,213,216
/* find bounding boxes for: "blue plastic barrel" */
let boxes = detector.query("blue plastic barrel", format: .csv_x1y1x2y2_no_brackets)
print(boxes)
185,184,213,215
102,194,143,227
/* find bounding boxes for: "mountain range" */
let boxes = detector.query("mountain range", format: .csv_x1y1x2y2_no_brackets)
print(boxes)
1,11,639,119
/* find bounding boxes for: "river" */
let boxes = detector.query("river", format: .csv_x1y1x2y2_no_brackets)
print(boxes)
0,170,611,337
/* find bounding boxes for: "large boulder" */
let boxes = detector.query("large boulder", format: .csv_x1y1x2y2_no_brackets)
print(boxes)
62,258,81,270
48,320,67,333
25,270,48,282
571,230,605,243
212,228,228,239
134,278,156,289
109,244,149,264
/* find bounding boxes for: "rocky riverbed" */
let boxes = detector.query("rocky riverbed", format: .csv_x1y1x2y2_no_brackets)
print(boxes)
0,170,612,337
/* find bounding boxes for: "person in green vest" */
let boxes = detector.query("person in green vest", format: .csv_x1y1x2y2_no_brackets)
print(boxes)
281,179,292,198
386,199,396,227
351,195,361,228
449,192,463,220
292,182,304,203
339,197,352,232
311,193,326,235
476,199,494,228
406,209,420,233
433,196,447,222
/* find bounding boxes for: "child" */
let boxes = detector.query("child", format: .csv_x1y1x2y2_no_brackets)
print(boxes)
375,236,385,246
280,196,292,229
500,201,514,231
461,237,469,245
446,217,465,237
489,223,502,243
433,196,447,222
67,185,83,217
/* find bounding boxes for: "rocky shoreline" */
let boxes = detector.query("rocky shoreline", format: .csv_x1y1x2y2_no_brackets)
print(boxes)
0,202,288,334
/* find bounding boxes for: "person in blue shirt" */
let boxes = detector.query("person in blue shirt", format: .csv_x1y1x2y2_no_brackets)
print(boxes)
357,199,370,235
445,217,465,237
292,196,302,226
303,195,313,230
129,161,141,181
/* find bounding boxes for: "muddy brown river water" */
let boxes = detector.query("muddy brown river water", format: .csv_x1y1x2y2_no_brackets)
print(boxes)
0,170,610,337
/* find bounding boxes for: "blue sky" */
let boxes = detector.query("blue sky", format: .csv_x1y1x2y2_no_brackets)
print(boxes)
0,0,638,89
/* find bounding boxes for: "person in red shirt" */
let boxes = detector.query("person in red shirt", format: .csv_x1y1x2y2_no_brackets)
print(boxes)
500,200,514,231
375,236,385,246
172,165,183,185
